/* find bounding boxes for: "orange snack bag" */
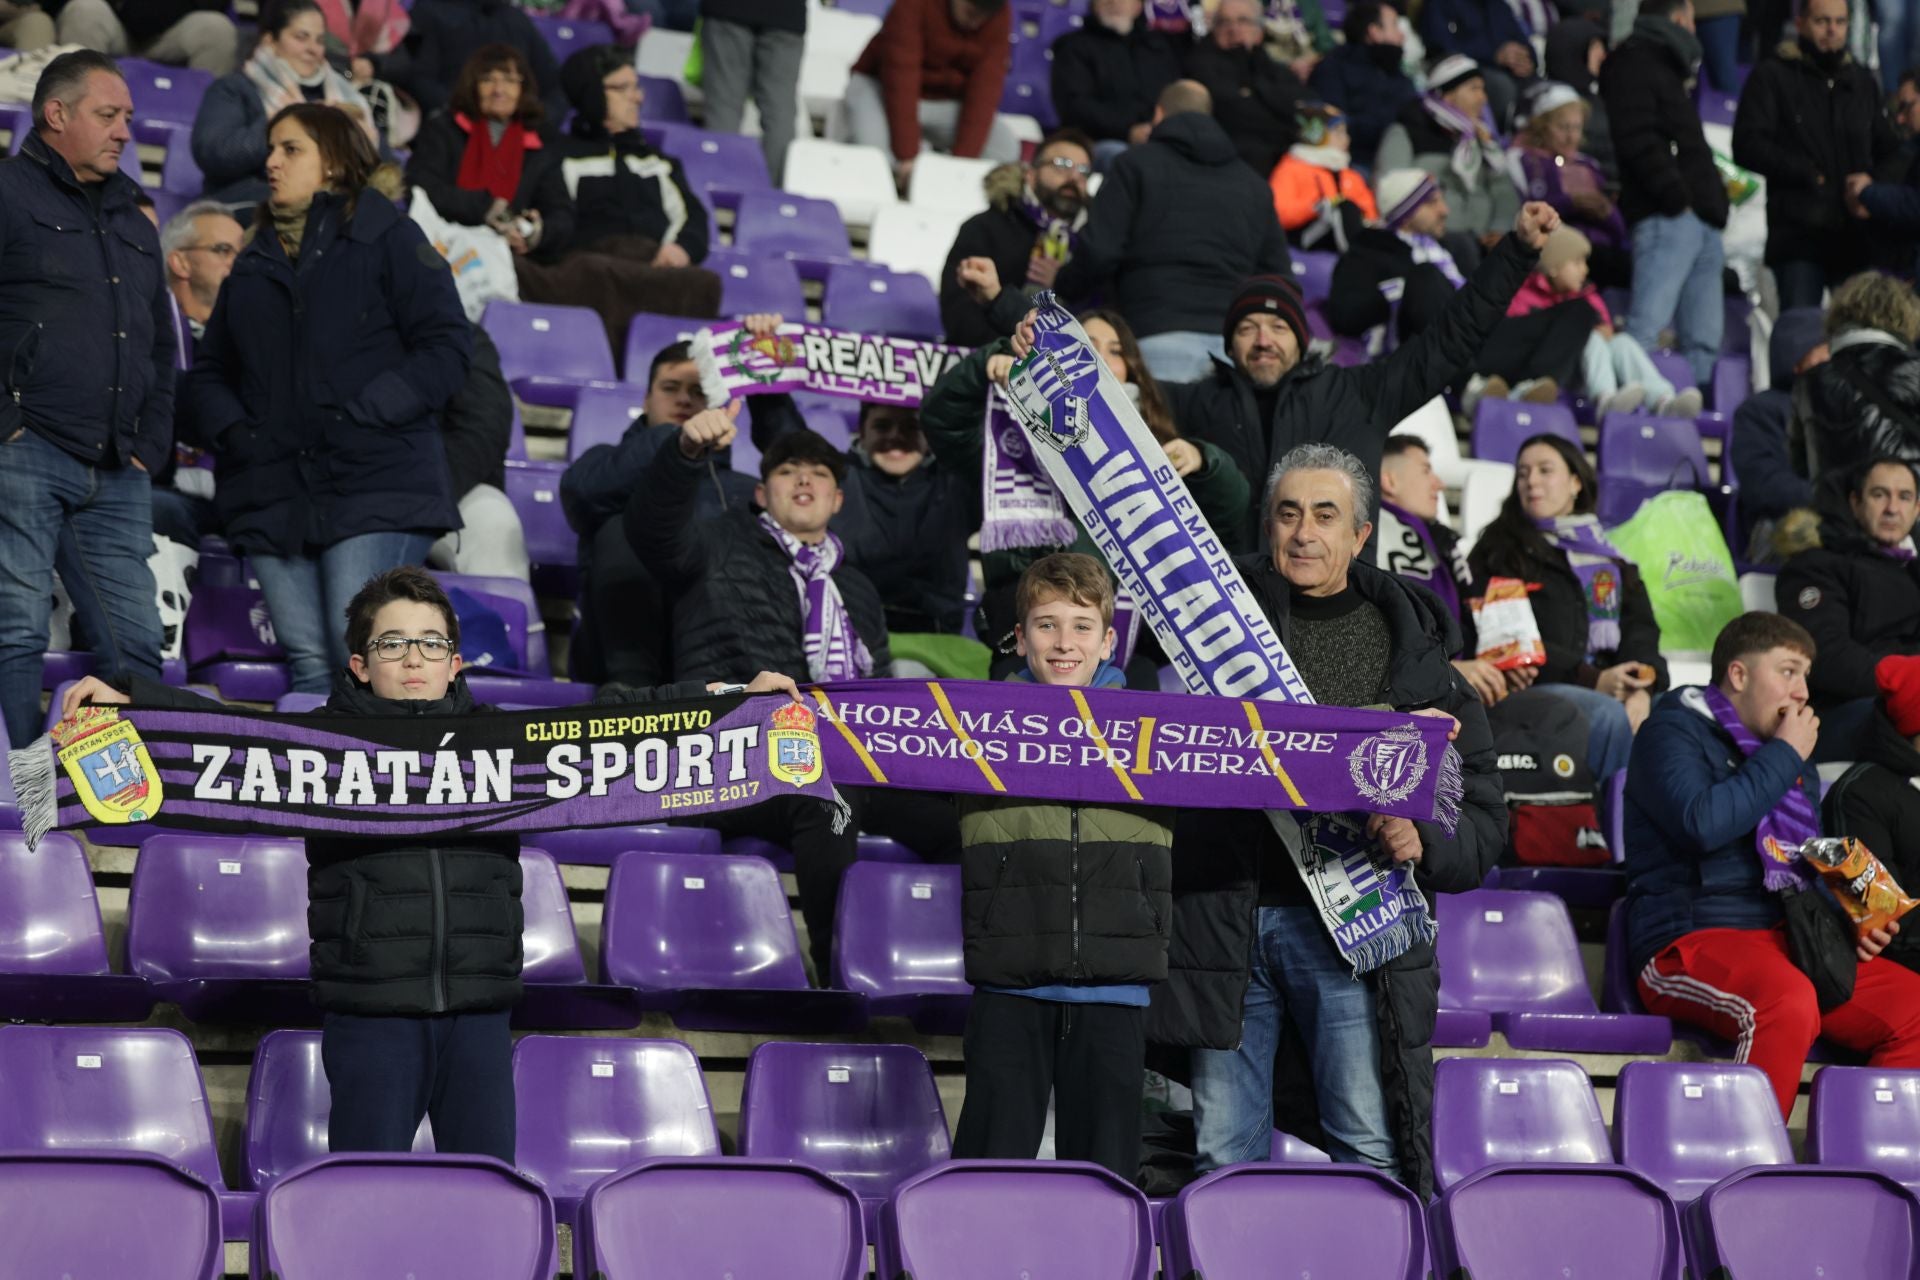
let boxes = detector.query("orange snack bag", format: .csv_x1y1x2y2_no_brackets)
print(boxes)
1801,838,1920,940
1470,577,1546,671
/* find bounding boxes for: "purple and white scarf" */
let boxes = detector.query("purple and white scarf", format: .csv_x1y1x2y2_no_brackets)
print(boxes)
1420,92,1510,188
1695,684,1820,891
1377,500,1462,621
757,513,873,682
692,322,965,409
981,387,1077,552
1536,514,1626,658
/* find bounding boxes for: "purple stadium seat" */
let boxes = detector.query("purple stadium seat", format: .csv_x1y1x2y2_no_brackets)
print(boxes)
1434,999,1496,1048
274,692,327,713
256,1153,556,1279
740,1041,951,1235
620,312,704,387
1602,898,1745,1062
41,648,97,689
482,300,619,408
1646,348,1697,392
1431,1057,1614,1192
241,1030,433,1192
1491,772,1628,906
1613,1062,1792,1203
569,382,654,457
832,861,971,1034
732,192,854,278
656,122,773,210
1471,397,1581,465
530,15,613,64
880,1160,1155,1280
1436,890,1673,1053
532,822,722,866
126,834,317,1025
432,571,547,674
159,136,203,195
793,391,860,449
0,1024,254,1240
0,1152,223,1280
464,674,592,707
1712,353,1752,415
1809,1067,1920,1187
723,832,793,869
501,461,579,598
575,1157,866,1280
1162,1164,1429,1280
511,1035,719,1230
0,831,154,1021
1599,412,1709,490
600,848,867,1031
183,582,291,701
1292,249,1338,302
1273,1129,1334,1161
515,847,642,1028
1687,1167,1920,1278
854,834,923,861
706,247,810,318
822,263,943,340
637,73,689,123
1698,86,1739,128
0,101,29,151
1431,1164,1685,1279
121,58,213,140
1000,73,1059,128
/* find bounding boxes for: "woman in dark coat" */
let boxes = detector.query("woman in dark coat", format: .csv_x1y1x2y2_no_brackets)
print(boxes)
183,102,472,693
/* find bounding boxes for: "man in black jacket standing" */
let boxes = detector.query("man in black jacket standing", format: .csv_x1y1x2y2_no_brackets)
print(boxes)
941,129,1095,347
1733,0,1901,309
1051,0,1186,168
1308,1,1417,169
1145,443,1506,1197
0,52,174,752
1601,0,1728,388
1183,0,1306,177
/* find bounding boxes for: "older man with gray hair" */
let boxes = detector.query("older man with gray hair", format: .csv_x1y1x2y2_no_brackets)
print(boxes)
159,199,243,355
1146,441,1506,1198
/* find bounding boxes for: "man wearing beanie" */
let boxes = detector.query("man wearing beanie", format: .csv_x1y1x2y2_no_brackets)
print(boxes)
1825,652,1920,976
1374,55,1519,270
1328,168,1466,341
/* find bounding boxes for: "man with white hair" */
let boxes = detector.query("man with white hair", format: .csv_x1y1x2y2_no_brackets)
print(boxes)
160,200,243,356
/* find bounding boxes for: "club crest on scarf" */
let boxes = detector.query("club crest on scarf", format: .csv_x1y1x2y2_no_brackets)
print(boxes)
52,706,163,825
1348,723,1431,807
727,327,801,383
1588,564,1618,614
1006,338,1100,452
768,701,824,787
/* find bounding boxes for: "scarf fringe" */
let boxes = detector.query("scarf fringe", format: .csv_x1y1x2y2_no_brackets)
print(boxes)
827,785,852,835
979,517,1079,554
1436,743,1464,837
7,736,56,850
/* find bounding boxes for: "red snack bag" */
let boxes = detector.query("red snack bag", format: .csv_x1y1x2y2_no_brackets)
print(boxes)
1470,577,1546,671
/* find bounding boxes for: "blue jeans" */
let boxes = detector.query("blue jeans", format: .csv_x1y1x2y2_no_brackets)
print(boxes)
1876,0,1920,92
0,429,162,747
1190,903,1400,1177
251,531,434,693
1774,259,1837,312
1136,331,1226,384
1528,681,1635,780
1696,14,1743,93
1626,211,1725,389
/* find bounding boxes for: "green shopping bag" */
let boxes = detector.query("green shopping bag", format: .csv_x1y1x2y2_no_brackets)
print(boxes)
1607,490,1743,651
683,20,703,87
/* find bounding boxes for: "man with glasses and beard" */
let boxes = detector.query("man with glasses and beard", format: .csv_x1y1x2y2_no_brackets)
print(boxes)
942,127,1097,346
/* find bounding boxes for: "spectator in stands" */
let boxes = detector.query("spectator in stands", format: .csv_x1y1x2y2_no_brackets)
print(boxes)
1734,0,1900,310
1824,652,1920,975
0,1,54,50
1178,200,1561,551
1417,0,1534,127
1260,0,1339,76
1183,0,1306,178
624,405,885,977
182,103,472,693
1468,434,1668,742
316,0,409,86
389,0,564,120
1309,1,1417,171
1542,16,1616,180
941,129,1094,348
845,0,1021,191
1508,226,1700,418
1625,610,1920,1119
1730,307,1826,561
0,51,172,751
1270,102,1377,253
562,340,754,686
951,551,1172,1182
152,200,240,552
427,325,529,582
1852,71,1920,275
194,0,381,214
1777,458,1920,755
1051,0,1187,170
55,0,237,72
1374,55,1519,270
1793,272,1920,519
1511,80,1628,287
698,0,804,183
1146,443,1505,1195
1067,79,1291,382
1602,0,1728,388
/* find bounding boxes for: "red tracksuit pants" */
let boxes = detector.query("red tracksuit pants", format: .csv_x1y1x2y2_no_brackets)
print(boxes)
1638,925,1920,1116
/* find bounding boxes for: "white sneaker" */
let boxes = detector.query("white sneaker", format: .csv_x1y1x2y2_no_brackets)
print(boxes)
1598,384,1646,417
1657,388,1704,418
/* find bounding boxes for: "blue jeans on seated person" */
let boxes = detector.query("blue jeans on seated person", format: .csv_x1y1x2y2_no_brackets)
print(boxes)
251,531,435,693
1529,680,1635,780
1625,211,1724,389
1136,331,1227,384
1190,903,1400,1177
0,429,162,747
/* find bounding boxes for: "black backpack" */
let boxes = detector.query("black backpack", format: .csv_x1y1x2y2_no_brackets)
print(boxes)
1488,688,1610,867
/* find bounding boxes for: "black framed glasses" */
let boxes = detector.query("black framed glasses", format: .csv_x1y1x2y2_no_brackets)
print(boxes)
368,635,455,662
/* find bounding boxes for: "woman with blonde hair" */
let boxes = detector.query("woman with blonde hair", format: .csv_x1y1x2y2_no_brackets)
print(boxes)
1796,271,1920,519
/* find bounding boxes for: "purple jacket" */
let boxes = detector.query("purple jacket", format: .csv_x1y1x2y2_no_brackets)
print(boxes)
1513,145,1628,250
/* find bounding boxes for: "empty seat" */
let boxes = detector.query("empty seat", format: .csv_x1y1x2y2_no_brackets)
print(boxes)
881,1161,1154,1280
740,1042,950,1233
833,862,971,1034
121,57,212,138
432,572,548,675
0,1024,254,1240
1809,1067,1920,1186
821,264,943,340
1688,1167,1920,1279
183,582,292,701
531,822,722,866
512,1035,719,1229
779,137,900,231
241,1030,433,1193
529,14,613,64
126,834,315,1025
1431,1164,1685,1280
159,136,203,194
1470,398,1581,466
599,848,866,1031
256,1153,556,1280
1161,1164,1429,1280
0,831,153,1021
999,73,1058,128
706,248,809,319
482,300,618,408
1431,1057,1614,1192
1599,412,1709,489
1292,249,1338,302
619,313,703,390
1436,890,1672,1053
866,203,970,289
905,151,994,214
575,1157,866,1280
568,382,654,459
515,847,640,1028
655,122,771,209
274,692,328,713
732,191,855,277
0,1152,223,1280
637,72,688,123
1612,1062,1792,1202
1712,352,1752,415
501,461,579,598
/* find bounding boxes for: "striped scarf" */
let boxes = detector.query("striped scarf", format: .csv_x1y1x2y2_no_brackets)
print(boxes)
1698,684,1820,891
757,513,873,682
1535,513,1625,658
